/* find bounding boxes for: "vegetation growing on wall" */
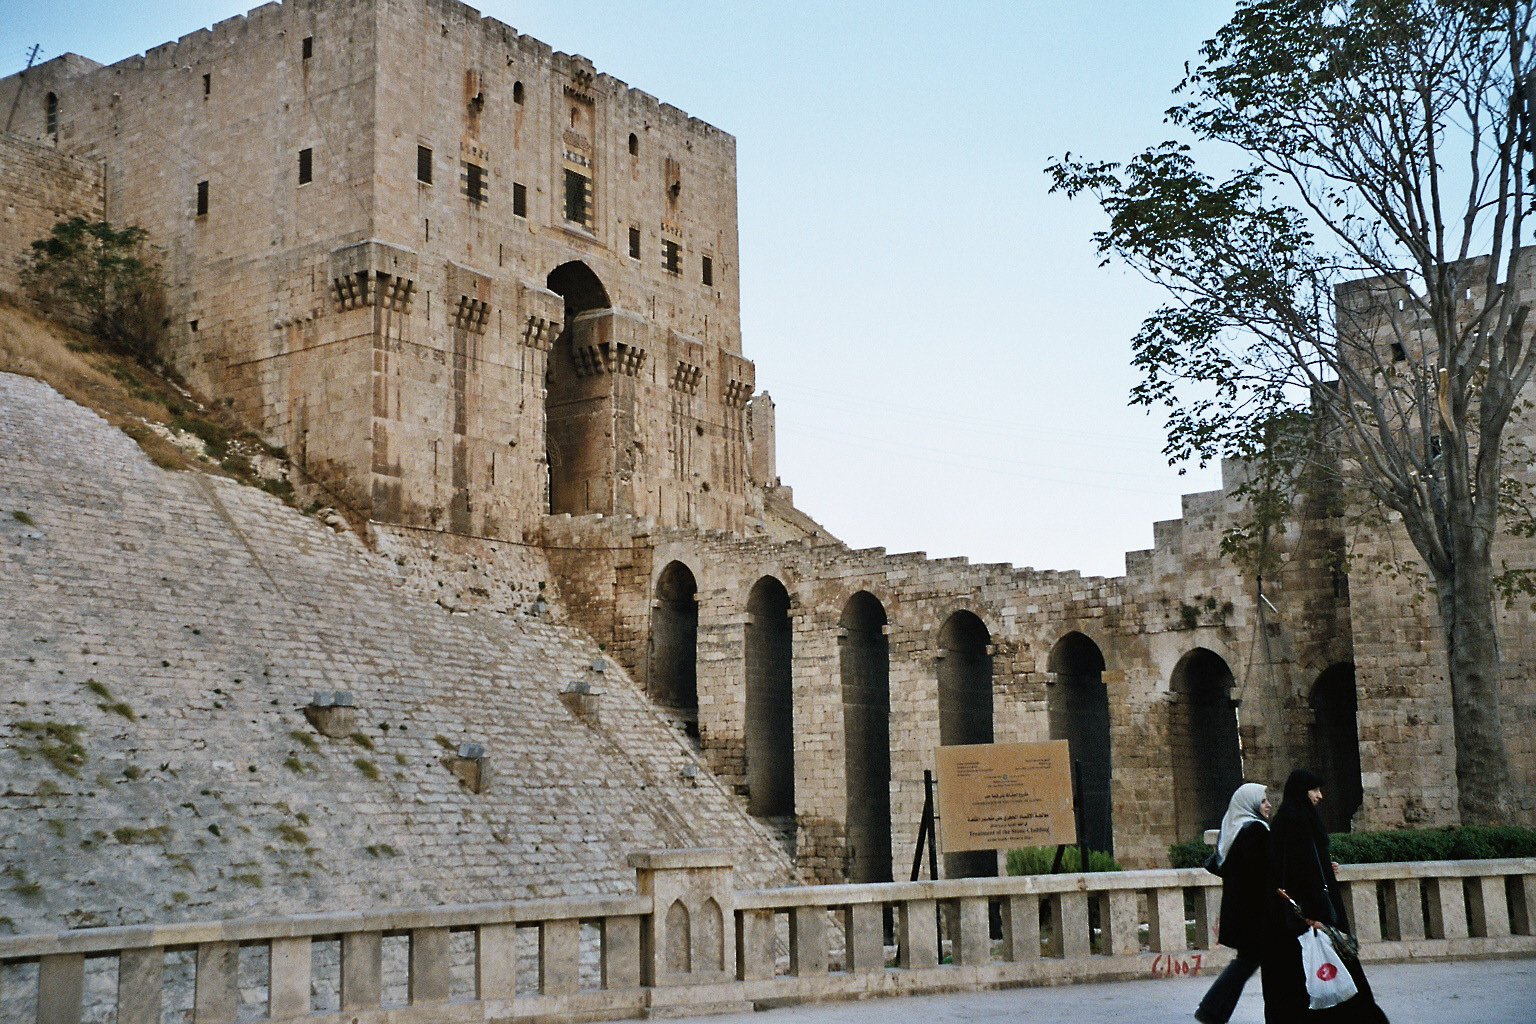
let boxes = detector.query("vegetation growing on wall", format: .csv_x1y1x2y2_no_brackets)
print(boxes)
21,218,167,364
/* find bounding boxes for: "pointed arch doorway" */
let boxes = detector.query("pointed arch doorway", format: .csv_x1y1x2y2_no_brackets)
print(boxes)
544,261,611,514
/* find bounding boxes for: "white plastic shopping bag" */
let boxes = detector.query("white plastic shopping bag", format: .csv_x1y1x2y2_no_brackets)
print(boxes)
1298,926,1359,1009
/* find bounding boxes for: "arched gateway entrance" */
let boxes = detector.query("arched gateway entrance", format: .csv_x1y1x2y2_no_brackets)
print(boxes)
1047,632,1113,854
650,561,699,736
937,610,994,878
1169,648,1243,840
544,261,611,515
841,591,891,883
745,576,794,821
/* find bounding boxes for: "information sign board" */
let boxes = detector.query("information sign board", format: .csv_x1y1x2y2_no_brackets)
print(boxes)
934,740,1076,852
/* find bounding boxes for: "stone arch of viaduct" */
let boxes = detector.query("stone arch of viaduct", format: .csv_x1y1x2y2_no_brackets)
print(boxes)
542,490,1360,878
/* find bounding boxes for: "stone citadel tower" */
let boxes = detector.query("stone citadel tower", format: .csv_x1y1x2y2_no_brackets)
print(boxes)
2,0,772,538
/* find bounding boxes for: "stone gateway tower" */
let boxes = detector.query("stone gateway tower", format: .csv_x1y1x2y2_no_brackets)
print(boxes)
2,0,767,538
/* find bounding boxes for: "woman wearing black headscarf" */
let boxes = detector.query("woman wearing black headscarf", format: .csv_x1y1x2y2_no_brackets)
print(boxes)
1260,769,1389,1023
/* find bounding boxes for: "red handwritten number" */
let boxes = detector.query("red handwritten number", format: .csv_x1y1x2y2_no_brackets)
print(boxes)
1317,962,1338,981
1151,954,1204,978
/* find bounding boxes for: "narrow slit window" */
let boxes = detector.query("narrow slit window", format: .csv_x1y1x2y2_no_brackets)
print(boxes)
302,36,313,60
512,182,527,218
45,92,58,138
196,180,209,217
628,132,639,156
701,255,713,286
298,147,313,185
629,227,641,260
417,145,433,184
513,81,525,104
662,239,681,275
202,73,211,96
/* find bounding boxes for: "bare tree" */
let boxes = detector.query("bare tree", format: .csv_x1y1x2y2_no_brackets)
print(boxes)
1048,0,1534,823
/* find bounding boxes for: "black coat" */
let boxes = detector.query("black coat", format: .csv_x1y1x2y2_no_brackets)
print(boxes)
1216,820,1272,952
1270,812,1347,935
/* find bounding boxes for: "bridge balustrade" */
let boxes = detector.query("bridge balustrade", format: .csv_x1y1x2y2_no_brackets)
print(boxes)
2,854,1532,1023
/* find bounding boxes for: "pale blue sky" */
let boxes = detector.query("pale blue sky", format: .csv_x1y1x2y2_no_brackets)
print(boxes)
2,1,1238,578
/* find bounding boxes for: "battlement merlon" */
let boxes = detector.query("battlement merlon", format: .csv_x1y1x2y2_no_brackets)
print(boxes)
5,0,733,146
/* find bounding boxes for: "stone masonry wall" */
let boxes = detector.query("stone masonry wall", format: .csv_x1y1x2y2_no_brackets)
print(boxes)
541,477,1355,877
0,371,794,934
0,0,767,544
0,132,105,306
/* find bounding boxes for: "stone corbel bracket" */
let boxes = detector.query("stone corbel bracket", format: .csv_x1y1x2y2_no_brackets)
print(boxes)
328,240,419,315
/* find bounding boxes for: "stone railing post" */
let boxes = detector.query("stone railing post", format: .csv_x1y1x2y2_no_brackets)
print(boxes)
629,849,737,987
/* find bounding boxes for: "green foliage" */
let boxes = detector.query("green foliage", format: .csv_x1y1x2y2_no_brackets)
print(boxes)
1047,0,1535,823
1171,825,1536,867
112,825,172,846
365,843,399,858
22,217,168,362
1331,825,1536,864
13,721,86,776
1169,838,1212,869
10,510,34,526
169,413,233,460
272,822,310,845
94,683,136,721
348,731,375,751
1006,845,1122,875
353,757,379,780
288,729,319,750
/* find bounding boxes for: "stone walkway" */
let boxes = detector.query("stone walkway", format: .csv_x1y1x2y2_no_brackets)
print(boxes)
680,957,1536,1023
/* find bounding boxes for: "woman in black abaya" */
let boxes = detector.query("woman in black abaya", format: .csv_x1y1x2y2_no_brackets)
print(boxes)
1261,769,1389,1023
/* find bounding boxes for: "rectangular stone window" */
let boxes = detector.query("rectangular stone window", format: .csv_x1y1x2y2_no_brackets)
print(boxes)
202,73,210,96
563,168,592,228
662,239,681,275
298,148,313,185
302,36,313,60
417,145,433,184
512,182,527,218
196,180,209,217
629,226,641,260
462,161,488,204
701,255,713,286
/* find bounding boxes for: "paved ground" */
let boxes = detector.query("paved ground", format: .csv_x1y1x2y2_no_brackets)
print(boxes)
680,958,1536,1023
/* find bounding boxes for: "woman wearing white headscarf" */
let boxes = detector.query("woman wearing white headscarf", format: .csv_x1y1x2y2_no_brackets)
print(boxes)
1195,782,1272,1024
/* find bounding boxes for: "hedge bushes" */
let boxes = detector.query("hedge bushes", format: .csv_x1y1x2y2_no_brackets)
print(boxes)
1169,825,1536,869
1006,845,1122,875
1169,838,1212,869
1330,825,1536,864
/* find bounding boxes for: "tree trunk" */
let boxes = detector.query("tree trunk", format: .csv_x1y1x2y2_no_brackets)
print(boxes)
1434,524,1511,825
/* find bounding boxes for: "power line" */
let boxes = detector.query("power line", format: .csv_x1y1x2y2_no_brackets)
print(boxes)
766,377,1166,448
3,43,42,133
